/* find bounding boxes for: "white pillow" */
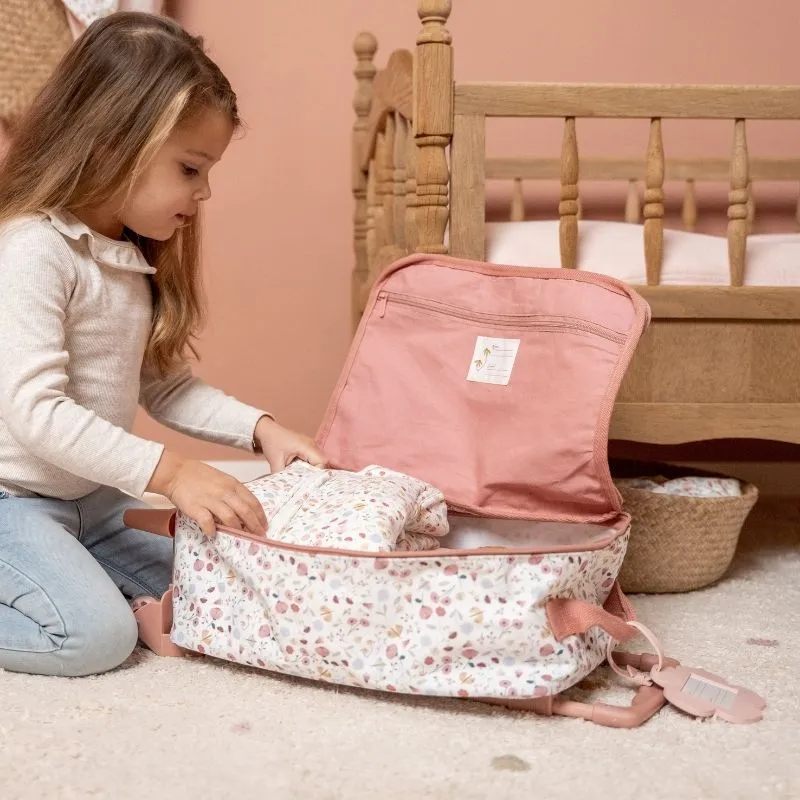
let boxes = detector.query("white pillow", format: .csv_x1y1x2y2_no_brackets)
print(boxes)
484,219,800,286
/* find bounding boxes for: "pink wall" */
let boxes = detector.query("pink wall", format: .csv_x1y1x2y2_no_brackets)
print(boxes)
133,0,800,462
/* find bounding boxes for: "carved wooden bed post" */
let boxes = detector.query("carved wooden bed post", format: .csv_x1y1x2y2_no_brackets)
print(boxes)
352,32,377,328
643,119,665,284
559,118,579,268
414,0,452,255
728,119,749,286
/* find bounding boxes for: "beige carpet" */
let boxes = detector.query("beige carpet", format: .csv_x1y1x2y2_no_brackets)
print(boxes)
1,501,798,800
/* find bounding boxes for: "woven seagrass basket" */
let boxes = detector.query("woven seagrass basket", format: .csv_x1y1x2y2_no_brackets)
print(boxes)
611,461,759,594
0,0,72,125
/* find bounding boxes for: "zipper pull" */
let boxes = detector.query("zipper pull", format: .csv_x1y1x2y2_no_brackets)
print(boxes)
376,292,388,318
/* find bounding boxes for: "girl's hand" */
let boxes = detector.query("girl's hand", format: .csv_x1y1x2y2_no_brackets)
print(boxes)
254,416,328,474
147,451,267,537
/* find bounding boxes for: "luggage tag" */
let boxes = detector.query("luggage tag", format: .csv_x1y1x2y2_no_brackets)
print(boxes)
608,621,766,724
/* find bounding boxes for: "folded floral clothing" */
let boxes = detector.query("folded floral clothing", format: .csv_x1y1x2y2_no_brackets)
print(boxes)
247,460,449,552
615,475,742,497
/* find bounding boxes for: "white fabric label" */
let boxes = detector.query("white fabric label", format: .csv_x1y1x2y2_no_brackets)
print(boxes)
466,336,520,385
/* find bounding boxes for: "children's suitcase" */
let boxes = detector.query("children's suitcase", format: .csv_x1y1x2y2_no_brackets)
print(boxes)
127,254,765,727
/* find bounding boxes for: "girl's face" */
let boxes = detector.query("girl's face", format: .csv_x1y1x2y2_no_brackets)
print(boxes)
120,106,234,241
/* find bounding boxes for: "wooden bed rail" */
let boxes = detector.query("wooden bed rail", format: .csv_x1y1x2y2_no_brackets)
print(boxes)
487,157,800,237
453,83,800,120
485,157,800,182
450,100,800,286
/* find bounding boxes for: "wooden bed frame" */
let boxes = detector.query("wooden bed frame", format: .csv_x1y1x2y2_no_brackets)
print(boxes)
351,0,800,451
483,156,800,231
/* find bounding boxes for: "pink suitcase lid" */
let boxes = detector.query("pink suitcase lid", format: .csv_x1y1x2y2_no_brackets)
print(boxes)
317,254,650,524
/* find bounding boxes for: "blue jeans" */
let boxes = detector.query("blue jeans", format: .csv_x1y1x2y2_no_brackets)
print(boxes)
0,485,173,676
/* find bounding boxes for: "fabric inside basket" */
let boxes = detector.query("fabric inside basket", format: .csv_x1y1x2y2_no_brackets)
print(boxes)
615,475,742,497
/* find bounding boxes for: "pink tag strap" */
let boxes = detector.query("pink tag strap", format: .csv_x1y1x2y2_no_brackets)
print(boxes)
546,583,637,644
606,621,666,685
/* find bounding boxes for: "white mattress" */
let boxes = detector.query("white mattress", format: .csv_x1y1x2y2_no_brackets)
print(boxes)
484,220,800,286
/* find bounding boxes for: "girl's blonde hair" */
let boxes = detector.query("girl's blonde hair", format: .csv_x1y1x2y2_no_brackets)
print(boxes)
0,12,240,375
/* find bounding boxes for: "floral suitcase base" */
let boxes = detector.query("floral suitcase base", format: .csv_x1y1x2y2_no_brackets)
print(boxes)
168,515,628,698
125,507,677,727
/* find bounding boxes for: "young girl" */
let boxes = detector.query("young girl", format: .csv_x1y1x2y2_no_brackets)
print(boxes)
0,12,326,677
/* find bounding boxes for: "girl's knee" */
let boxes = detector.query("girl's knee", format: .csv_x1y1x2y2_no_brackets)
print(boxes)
59,597,139,677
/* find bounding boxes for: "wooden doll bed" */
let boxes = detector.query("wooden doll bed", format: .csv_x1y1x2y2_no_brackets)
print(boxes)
350,0,800,453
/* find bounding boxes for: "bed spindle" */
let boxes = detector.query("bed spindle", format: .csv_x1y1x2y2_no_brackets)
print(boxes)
404,128,418,251
365,159,377,278
682,179,697,231
727,119,749,286
393,114,408,249
558,117,579,269
370,131,388,281
450,112,486,259
643,118,665,285
511,178,525,221
352,32,377,326
746,180,755,234
415,0,453,255
378,115,396,251
625,180,640,223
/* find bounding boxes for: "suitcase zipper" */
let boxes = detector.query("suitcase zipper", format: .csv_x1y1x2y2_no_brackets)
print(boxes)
376,291,625,343
376,292,388,318
205,519,626,557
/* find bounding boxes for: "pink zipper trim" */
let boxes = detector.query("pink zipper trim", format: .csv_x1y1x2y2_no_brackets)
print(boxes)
379,291,627,342
188,511,631,559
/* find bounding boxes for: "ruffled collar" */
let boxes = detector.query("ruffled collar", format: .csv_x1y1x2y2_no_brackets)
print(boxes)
44,209,156,274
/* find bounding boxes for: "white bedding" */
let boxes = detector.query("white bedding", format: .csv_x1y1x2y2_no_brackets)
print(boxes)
484,220,800,286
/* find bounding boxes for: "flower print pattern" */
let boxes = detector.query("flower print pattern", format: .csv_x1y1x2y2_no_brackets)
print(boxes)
170,511,630,700
246,460,449,552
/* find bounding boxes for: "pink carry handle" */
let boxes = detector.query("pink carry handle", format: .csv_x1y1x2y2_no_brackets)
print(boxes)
545,581,638,643
123,507,176,537
514,587,680,727
546,596,636,644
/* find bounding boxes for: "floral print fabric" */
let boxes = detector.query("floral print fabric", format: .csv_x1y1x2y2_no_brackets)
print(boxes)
616,475,742,497
170,512,629,700
246,461,449,552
